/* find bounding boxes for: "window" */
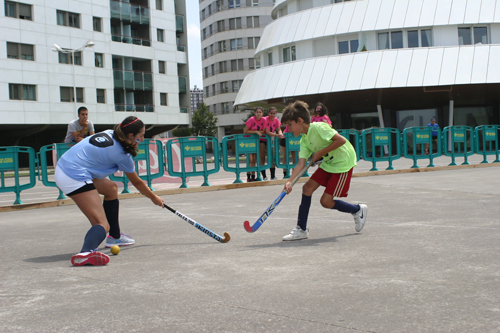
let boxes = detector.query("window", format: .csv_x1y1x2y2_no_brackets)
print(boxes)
255,57,261,69
378,31,403,50
9,84,36,100
221,102,230,114
60,87,84,102
252,0,259,6
212,104,217,114
268,52,273,66
58,50,82,65
7,42,34,60
5,1,32,20
217,20,225,33
248,37,260,49
93,17,102,32
247,16,259,28
229,18,241,30
160,93,167,106
408,29,432,48
96,89,105,103
459,26,488,45
157,29,164,42
231,59,244,71
249,58,255,69
156,0,163,10
229,0,240,8
57,10,80,28
95,53,103,67
220,81,228,93
338,39,358,54
282,46,296,62
219,61,227,73
203,47,208,59
230,38,243,50
159,61,166,74
218,40,227,52
232,80,242,92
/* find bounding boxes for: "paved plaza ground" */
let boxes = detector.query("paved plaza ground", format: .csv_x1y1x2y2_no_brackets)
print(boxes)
1,157,500,332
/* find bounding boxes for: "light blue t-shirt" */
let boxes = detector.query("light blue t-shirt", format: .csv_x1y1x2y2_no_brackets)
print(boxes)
57,130,135,181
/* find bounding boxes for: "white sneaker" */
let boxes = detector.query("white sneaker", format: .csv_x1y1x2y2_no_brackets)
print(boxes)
352,204,368,232
263,177,269,181
282,226,309,241
271,177,278,180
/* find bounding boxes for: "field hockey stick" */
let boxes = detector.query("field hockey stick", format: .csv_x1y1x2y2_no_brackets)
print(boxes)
163,203,230,243
243,156,322,233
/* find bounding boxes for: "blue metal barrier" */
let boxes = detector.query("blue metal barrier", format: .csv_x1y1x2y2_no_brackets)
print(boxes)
165,136,220,188
273,133,301,179
442,126,474,166
221,134,272,183
39,142,76,199
361,128,401,171
402,127,442,168
0,146,36,205
109,139,164,193
337,129,362,162
474,125,500,163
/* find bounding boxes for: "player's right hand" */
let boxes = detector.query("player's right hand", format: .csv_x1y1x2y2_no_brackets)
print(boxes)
284,182,292,194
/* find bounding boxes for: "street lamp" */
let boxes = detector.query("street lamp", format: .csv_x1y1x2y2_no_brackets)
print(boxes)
52,40,95,108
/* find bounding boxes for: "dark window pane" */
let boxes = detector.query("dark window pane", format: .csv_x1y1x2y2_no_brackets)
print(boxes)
391,31,403,49
350,39,359,53
474,27,488,44
408,30,419,48
338,41,349,54
458,27,471,45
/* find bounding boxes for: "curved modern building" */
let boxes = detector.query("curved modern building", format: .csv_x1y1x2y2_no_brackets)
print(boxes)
1,0,190,149
235,0,500,131
199,0,273,138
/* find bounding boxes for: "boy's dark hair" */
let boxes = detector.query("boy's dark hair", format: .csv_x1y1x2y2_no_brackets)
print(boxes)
314,102,328,117
77,106,88,116
254,106,264,113
113,116,144,157
282,100,311,124
269,106,277,112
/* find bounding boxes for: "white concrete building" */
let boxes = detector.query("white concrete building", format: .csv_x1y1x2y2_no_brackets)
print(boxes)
1,0,190,148
199,0,274,140
235,0,500,131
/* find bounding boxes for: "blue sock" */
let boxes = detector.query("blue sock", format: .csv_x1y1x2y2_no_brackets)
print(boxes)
81,225,107,253
332,200,360,214
103,199,120,239
297,194,312,231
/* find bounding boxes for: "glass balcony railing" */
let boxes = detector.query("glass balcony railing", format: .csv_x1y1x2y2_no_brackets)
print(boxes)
110,0,150,25
115,104,154,112
112,34,151,46
177,44,185,52
176,14,184,33
113,70,153,91
178,76,187,94
180,107,188,114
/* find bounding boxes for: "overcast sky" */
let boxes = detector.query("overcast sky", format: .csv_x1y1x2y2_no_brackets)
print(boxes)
186,2,202,89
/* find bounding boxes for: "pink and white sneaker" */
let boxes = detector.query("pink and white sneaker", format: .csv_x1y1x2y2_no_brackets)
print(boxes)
71,249,110,266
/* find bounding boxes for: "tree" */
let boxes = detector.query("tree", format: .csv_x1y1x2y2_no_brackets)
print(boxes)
192,103,218,137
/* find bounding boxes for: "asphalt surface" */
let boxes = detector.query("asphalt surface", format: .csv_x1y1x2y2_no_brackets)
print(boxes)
1,157,500,332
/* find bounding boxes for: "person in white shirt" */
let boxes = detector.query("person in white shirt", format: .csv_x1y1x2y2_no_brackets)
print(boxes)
64,106,95,143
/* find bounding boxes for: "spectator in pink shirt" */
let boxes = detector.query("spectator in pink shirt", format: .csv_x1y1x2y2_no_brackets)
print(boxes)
311,102,332,126
244,107,266,182
262,107,284,180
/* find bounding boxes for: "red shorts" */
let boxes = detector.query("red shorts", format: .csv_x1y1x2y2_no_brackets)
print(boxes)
310,167,353,197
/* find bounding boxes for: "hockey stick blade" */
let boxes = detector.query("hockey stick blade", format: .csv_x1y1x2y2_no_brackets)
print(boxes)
163,203,231,243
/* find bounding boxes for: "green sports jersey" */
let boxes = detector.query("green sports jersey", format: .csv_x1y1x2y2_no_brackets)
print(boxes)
298,122,357,173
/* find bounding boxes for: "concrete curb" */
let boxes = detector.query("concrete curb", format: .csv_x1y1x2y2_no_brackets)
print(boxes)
1,161,499,213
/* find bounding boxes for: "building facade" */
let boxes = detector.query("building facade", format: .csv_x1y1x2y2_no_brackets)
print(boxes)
1,0,190,149
190,85,204,112
235,0,500,132
199,0,274,139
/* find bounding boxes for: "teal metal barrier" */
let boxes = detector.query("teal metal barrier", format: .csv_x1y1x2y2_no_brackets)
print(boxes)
39,142,76,199
337,129,362,162
402,127,442,168
273,132,302,179
361,128,401,171
0,146,36,205
442,126,474,166
109,139,164,193
474,125,500,163
221,134,272,183
165,136,220,188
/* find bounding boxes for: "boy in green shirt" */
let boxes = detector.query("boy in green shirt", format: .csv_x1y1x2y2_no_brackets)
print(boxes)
281,100,367,241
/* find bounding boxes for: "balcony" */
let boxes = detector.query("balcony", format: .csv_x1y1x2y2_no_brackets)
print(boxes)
113,70,153,91
111,0,150,25
178,76,187,94
111,34,151,46
115,104,154,112
176,14,184,33
180,106,188,113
